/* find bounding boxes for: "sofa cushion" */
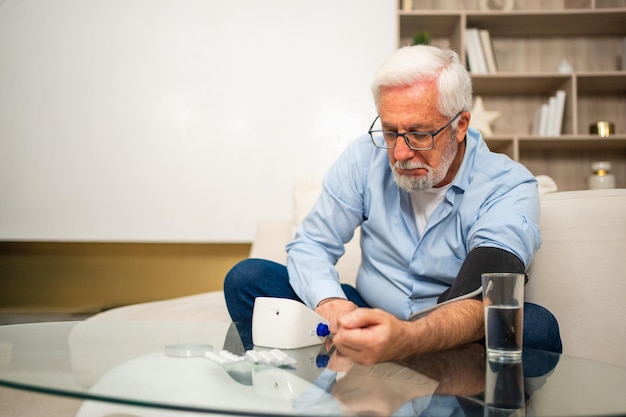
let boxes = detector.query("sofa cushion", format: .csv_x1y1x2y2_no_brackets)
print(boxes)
527,188,626,367
292,175,325,227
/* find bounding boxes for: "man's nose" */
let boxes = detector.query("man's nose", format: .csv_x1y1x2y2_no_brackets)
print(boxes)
393,135,417,161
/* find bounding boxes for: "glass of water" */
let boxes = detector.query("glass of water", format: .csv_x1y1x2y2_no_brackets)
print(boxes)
482,273,524,362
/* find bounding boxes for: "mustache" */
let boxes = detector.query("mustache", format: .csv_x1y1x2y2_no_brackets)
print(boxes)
394,161,431,170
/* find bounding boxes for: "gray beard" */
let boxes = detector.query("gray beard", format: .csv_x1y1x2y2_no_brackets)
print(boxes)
392,132,457,192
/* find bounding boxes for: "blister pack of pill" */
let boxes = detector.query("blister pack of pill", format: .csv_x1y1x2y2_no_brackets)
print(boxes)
245,348,297,367
204,348,296,367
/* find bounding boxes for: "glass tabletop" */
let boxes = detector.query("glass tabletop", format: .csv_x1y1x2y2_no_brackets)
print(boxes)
1,320,625,417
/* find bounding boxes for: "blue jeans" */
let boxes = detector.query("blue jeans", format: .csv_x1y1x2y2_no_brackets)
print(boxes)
224,258,563,354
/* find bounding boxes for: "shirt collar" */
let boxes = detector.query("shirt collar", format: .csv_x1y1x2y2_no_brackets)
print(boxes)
448,126,483,193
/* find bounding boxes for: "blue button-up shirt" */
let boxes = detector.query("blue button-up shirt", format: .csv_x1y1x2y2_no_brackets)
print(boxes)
286,127,540,319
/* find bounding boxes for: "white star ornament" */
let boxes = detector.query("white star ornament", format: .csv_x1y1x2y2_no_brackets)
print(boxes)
470,96,501,136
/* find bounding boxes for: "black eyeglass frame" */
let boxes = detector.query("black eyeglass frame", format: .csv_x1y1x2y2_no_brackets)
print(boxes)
368,111,462,151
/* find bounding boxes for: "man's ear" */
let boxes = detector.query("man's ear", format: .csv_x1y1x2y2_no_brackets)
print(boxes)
456,111,471,142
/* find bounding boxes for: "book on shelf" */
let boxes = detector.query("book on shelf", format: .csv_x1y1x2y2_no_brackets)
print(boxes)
478,29,498,73
550,90,566,136
532,105,543,136
464,28,488,74
538,103,550,136
622,37,626,71
533,90,566,136
546,96,557,136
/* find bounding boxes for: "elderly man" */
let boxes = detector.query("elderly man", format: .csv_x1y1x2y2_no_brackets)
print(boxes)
224,45,561,364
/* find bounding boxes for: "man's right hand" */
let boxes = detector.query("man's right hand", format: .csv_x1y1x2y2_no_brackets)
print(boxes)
315,298,358,333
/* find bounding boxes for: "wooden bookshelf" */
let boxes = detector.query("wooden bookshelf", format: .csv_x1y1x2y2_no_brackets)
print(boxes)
398,2,626,190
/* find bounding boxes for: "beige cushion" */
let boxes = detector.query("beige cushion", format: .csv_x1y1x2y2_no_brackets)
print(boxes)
292,175,325,227
527,189,626,367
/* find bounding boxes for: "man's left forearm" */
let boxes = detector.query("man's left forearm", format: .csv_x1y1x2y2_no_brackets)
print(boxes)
399,298,484,358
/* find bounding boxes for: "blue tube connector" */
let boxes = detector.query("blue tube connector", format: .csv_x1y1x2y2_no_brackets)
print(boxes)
316,323,330,337
316,354,330,368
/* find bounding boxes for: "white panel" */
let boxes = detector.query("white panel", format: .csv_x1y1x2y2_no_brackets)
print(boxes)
0,0,396,241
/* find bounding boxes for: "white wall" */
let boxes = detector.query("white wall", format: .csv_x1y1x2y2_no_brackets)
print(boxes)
0,0,396,242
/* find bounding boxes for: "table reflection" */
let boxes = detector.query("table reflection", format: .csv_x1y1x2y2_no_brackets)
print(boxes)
301,342,560,416
231,321,561,416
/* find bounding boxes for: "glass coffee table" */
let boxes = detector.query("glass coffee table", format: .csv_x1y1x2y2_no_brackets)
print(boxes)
1,320,625,417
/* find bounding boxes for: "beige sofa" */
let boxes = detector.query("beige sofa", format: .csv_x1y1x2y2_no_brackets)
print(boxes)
90,181,626,369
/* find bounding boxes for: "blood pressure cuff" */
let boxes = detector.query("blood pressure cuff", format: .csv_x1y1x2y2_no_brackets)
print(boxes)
437,247,526,304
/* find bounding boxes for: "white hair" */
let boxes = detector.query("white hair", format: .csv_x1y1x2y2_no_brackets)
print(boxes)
371,45,472,120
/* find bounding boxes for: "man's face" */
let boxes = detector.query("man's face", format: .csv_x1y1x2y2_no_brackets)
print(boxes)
378,82,468,192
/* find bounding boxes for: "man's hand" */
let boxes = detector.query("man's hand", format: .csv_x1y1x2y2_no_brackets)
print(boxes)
331,299,484,365
331,308,414,364
315,298,358,333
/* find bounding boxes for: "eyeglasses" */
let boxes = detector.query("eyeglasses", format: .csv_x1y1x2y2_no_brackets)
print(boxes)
368,111,462,151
